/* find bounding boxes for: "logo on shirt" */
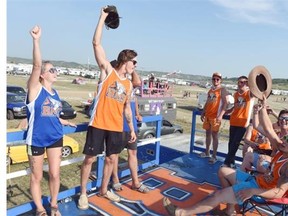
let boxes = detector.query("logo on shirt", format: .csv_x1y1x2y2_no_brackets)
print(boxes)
106,81,127,103
41,96,62,117
235,96,246,107
208,92,217,102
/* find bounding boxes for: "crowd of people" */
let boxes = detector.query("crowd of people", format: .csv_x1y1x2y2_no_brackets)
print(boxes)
21,5,288,216
162,74,288,215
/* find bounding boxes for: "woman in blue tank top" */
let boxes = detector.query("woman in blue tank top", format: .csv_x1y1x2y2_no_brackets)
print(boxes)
26,25,76,216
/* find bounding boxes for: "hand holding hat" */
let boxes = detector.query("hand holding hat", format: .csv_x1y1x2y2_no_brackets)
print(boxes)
103,5,120,29
248,65,272,100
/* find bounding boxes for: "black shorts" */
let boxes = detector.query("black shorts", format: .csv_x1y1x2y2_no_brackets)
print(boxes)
27,137,63,156
83,126,123,157
121,132,137,150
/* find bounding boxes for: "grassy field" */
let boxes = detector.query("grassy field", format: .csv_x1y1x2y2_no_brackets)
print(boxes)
6,74,287,208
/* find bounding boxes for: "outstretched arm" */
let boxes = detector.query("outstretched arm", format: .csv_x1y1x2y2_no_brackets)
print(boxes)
253,97,281,147
92,7,112,79
27,25,42,102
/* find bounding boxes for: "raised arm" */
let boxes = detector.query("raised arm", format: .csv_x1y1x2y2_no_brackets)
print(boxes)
131,71,141,87
92,7,112,79
253,98,281,147
27,25,43,102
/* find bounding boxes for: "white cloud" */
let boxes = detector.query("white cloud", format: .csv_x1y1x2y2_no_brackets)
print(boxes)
210,0,288,27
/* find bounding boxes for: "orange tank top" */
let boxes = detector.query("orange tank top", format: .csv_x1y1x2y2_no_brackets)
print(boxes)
251,129,271,150
256,151,288,189
205,87,223,119
230,90,254,127
89,70,132,132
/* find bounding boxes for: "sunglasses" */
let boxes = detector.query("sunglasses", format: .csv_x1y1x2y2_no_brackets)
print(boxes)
238,80,247,85
129,60,137,65
279,116,288,121
212,78,220,81
48,68,58,74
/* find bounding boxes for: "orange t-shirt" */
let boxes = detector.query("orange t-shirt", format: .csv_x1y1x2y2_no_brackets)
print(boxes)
205,87,223,119
230,90,254,127
89,70,132,132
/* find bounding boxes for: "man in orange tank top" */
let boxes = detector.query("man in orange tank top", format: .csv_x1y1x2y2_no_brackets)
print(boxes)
78,6,137,209
223,76,255,168
200,72,229,164
163,97,288,216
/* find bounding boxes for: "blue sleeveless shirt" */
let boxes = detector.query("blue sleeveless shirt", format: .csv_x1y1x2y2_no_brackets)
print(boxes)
26,86,63,147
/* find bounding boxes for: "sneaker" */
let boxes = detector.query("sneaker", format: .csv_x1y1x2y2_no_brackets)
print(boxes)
78,194,89,210
209,157,217,164
199,152,211,158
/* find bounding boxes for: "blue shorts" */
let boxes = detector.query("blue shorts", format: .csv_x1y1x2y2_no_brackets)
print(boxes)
232,170,259,205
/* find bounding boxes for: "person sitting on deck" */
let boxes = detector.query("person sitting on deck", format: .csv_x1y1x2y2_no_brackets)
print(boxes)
163,97,288,216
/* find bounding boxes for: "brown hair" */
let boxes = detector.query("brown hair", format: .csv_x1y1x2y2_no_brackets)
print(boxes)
278,109,288,118
39,61,52,82
115,49,137,68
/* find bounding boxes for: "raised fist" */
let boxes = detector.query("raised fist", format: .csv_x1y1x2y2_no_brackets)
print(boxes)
30,25,41,39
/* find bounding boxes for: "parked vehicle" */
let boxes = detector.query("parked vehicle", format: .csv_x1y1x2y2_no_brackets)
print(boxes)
7,92,27,120
137,119,183,139
60,100,77,119
6,130,80,165
7,85,27,101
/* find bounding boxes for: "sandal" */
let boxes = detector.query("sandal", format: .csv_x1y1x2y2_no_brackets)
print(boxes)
97,190,121,202
51,205,61,216
199,152,211,158
163,197,177,216
36,210,48,216
112,182,123,191
131,183,150,193
209,157,217,164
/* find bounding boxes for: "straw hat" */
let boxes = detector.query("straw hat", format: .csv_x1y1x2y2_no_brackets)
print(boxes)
248,65,272,100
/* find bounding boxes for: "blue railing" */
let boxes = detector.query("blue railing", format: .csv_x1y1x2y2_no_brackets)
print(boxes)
7,109,240,215
7,115,162,216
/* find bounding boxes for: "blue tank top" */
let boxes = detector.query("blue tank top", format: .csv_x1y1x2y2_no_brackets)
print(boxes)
26,86,63,147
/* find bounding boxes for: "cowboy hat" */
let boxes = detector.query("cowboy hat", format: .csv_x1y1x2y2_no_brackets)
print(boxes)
248,65,272,100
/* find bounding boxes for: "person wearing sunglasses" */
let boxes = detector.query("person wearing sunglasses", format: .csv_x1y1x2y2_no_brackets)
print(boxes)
163,97,288,216
78,6,137,209
199,72,229,164
25,25,76,216
223,76,256,168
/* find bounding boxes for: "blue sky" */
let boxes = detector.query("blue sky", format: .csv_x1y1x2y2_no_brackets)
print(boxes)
6,0,288,78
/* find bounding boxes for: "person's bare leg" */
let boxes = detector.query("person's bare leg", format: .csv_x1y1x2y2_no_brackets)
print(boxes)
128,149,140,188
46,147,62,207
174,187,238,215
80,155,96,195
111,154,120,185
211,131,218,158
29,154,46,213
217,166,238,214
205,129,212,156
240,152,254,172
100,154,117,194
